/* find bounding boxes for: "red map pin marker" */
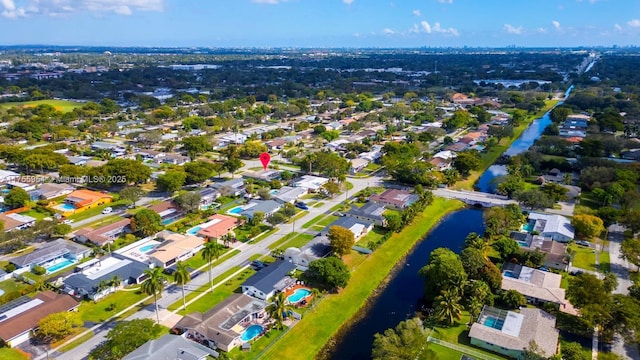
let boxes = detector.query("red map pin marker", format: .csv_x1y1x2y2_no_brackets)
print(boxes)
259,152,271,170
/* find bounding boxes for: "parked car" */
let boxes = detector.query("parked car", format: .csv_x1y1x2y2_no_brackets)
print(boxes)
570,270,584,276
575,240,590,247
335,212,345,217
102,207,113,214
251,260,266,269
295,202,308,210
62,219,74,225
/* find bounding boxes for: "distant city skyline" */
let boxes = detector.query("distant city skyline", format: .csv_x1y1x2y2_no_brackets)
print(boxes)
1,0,639,47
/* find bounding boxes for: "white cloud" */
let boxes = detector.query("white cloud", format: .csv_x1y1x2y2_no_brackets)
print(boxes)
536,27,547,34
614,23,622,31
343,0,355,4
383,28,395,35
438,0,453,3
504,24,523,35
552,20,561,30
432,21,459,36
1,0,164,18
420,20,431,33
628,19,640,28
412,9,421,17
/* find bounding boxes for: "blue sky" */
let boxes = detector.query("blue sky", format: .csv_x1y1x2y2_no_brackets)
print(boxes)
1,0,639,47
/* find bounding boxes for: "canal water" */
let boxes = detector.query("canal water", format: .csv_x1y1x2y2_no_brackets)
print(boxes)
475,86,574,193
330,208,485,360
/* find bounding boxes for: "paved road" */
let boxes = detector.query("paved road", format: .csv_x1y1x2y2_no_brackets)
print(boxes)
52,174,383,360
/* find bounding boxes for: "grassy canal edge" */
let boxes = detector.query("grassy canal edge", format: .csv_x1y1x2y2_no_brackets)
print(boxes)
260,198,465,360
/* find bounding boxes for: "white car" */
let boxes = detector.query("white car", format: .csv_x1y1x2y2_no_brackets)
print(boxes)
102,207,113,214
62,219,74,225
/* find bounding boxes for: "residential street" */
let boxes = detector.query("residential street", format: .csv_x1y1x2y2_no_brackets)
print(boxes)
50,174,383,360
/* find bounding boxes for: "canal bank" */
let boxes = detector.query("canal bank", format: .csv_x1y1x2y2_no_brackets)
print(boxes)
329,208,486,360
260,198,464,360
476,85,574,192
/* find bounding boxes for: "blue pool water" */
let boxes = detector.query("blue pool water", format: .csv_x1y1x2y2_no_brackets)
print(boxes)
162,217,177,225
227,206,243,215
45,259,75,273
523,222,535,232
269,189,278,195
56,203,77,211
1,189,9,194
241,324,263,342
518,241,529,247
503,270,518,279
139,244,157,253
484,316,505,330
186,226,202,235
287,288,311,303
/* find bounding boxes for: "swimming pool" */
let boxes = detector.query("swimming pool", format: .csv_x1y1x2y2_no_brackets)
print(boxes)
269,189,278,195
45,258,75,274
241,324,263,342
517,241,529,247
55,203,77,211
483,316,505,330
287,288,311,303
139,244,157,253
186,226,202,236
503,270,518,279
227,206,244,215
522,222,535,233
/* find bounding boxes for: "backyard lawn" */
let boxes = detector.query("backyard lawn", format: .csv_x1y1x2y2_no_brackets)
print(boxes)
260,198,464,360
355,227,387,248
430,312,509,359
569,245,596,271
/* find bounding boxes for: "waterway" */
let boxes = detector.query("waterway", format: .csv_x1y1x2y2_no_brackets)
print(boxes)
475,85,574,193
330,208,485,360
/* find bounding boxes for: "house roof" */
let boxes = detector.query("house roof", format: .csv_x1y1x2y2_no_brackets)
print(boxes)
150,232,203,264
369,189,418,208
197,214,239,238
0,213,36,231
11,239,90,267
286,235,331,262
242,260,295,294
273,186,307,204
65,189,112,207
501,263,566,304
74,218,130,246
240,200,281,219
123,334,216,360
346,203,386,222
0,291,79,342
528,213,575,240
175,294,266,349
322,216,374,236
469,307,558,358
31,183,75,198
350,158,369,168
64,256,148,293
212,178,245,190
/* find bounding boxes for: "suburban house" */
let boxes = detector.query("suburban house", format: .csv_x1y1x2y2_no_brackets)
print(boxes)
349,158,369,175
321,217,374,240
149,201,184,226
292,175,329,192
241,260,296,301
162,154,190,165
212,178,245,197
429,157,452,171
123,334,217,360
30,182,75,200
501,263,569,307
239,200,281,221
0,169,20,184
199,188,219,208
0,213,37,232
63,255,149,301
469,306,559,360
345,202,387,227
138,149,165,162
196,214,240,239
284,235,332,270
174,293,267,352
242,169,282,182
148,231,204,269
217,133,248,147
0,291,79,347
74,218,131,247
10,239,91,271
53,189,113,217
369,189,419,210
265,139,287,151
272,186,308,204
521,236,571,271
526,213,575,242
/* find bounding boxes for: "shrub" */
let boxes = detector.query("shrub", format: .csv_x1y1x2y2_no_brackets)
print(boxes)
32,265,46,275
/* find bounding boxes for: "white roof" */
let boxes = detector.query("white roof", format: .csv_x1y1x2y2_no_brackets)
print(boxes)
528,213,574,239
433,150,456,160
0,169,19,181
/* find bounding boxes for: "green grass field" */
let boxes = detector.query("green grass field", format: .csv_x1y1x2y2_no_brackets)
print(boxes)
569,245,597,271
260,198,464,360
0,99,82,112
0,348,29,360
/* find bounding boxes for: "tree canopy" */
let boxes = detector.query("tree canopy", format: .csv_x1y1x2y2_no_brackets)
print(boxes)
372,318,437,360
306,257,350,290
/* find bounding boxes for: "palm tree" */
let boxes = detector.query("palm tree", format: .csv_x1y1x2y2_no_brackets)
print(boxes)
464,232,491,258
202,240,223,291
109,275,122,289
141,267,166,324
173,261,191,311
433,288,463,326
266,292,292,330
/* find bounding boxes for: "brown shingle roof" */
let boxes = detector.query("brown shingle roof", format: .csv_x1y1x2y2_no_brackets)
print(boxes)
0,291,79,342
